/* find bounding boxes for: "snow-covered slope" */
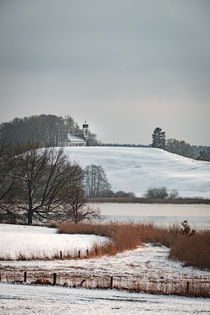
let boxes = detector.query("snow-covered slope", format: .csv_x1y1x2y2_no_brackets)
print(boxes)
63,147,210,198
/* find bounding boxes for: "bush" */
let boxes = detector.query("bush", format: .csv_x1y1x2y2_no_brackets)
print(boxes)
144,187,179,199
168,189,179,199
145,187,168,199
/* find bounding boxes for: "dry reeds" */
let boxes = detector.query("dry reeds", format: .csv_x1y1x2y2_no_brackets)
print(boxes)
169,231,210,269
58,221,144,256
57,221,210,270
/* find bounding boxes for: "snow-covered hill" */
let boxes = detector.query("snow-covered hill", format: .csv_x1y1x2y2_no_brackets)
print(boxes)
63,147,210,198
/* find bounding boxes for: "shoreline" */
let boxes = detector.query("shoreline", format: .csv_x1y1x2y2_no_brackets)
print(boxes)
87,197,210,204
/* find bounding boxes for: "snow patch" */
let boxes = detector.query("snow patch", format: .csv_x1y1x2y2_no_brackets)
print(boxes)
0,224,108,260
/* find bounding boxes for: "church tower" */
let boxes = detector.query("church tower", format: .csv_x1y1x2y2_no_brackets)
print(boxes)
82,121,89,140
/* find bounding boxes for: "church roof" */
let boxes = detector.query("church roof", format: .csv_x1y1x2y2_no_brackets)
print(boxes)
67,134,85,143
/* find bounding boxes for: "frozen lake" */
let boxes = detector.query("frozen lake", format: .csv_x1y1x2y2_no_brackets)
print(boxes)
0,283,209,315
89,203,210,230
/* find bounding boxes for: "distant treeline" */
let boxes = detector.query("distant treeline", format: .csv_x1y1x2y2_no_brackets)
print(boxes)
87,197,210,204
165,139,210,162
0,114,98,147
152,127,210,162
101,143,149,147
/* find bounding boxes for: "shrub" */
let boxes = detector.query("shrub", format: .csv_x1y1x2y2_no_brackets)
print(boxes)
144,187,168,199
144,187,179,199
168,189,179,199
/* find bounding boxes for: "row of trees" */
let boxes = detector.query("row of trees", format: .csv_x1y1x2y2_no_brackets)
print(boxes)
0,114,98,147
152,127,210,161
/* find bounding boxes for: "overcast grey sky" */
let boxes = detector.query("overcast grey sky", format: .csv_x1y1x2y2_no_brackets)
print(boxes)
0,0,210,145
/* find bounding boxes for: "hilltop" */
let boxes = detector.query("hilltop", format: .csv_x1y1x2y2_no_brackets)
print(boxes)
62,146,210,198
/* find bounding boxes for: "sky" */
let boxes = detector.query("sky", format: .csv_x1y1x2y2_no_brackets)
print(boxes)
0,0,210,145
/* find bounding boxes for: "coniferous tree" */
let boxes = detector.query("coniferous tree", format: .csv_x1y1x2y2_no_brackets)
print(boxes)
152,127,166,149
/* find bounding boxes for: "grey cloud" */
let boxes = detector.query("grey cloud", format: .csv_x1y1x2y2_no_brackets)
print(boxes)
0,0,209,145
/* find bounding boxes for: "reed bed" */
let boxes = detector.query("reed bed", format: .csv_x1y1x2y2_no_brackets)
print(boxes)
57,221,210,270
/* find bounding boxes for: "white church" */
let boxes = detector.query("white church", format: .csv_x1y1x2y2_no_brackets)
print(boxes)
66,121,89,146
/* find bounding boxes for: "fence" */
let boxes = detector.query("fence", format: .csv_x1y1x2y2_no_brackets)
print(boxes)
0,269,209,298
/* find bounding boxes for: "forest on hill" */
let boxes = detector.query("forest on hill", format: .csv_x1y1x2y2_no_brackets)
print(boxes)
151,127,210,162
0,114,98,147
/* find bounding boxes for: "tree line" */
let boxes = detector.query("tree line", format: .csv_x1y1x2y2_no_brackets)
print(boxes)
0,114,98,147
152,127,210,161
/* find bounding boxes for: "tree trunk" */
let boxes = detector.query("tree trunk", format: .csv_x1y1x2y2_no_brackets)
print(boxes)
28,209,33,225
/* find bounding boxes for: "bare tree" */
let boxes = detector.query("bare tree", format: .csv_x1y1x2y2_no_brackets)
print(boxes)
0,157,14,202
9,147,83,225
84,165,112,197
0,142,21,223
64,188,100,223
60,176,100,223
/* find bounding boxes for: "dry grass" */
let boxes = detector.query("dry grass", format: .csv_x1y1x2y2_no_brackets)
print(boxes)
57,221,210,270
58,222,144,257
169,231,210,269
87,197,210,204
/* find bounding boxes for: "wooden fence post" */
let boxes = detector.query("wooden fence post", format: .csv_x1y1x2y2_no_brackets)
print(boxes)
86,249,89,258
80,279,85,286
53,273,57,285
110,276,113,289
78,250,80,258
186,281,190,294
24,271,27,283
95,248,98,256
60,251,63,259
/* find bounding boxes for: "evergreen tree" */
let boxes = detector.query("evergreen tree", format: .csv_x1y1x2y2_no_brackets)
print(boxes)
152,127,166,149
197,149,209,161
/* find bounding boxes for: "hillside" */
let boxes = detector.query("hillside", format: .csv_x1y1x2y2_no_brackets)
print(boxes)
63,147,210,198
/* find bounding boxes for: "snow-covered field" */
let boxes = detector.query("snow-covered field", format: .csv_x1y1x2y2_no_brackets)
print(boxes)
1,283,209,315
1,224,209,296
62,146,210,198
0,224,108,260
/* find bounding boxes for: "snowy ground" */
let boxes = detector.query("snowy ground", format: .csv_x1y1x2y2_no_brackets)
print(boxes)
0,224,108,260
61,146,210,198
0,282,210,315
1,225,209,297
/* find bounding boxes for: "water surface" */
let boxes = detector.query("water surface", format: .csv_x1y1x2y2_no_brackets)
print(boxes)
89,203,210,230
